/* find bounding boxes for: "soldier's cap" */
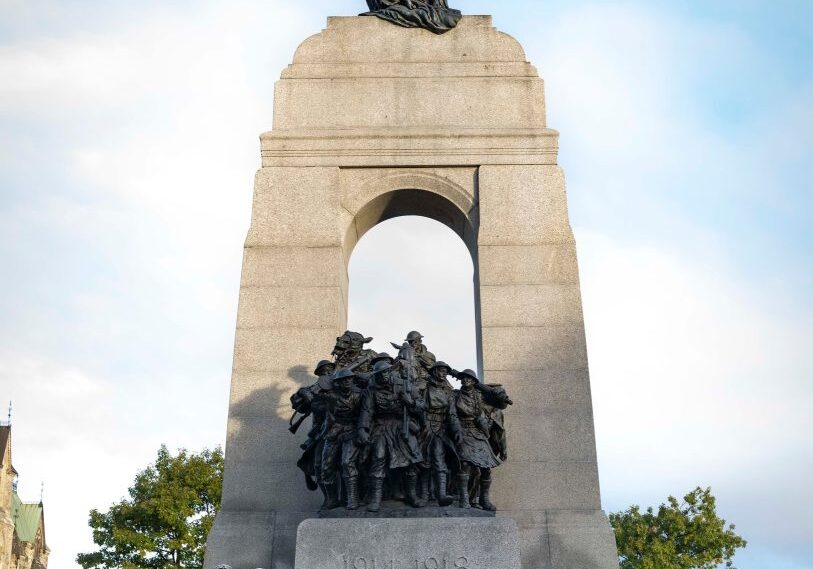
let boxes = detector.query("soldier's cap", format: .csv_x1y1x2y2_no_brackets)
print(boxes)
371,352,394,364
333,368,356,382
314,360,335,374
430,361,452,372
457,369,480,382
405,331,423,342
344,331,373,344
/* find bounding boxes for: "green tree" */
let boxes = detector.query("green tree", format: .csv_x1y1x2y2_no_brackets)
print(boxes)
77,445,224,569
610,487,747,569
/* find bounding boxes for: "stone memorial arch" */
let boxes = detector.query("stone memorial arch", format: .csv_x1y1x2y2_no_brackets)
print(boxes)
205,15,619,569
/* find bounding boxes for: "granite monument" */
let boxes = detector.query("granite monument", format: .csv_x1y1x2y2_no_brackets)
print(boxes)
204,6,620,569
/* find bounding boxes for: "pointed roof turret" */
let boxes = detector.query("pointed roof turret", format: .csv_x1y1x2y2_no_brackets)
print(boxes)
0,425,17,476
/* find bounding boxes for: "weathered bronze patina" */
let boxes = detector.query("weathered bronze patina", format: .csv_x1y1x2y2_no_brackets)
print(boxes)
290,330,512,516
360,0,462,34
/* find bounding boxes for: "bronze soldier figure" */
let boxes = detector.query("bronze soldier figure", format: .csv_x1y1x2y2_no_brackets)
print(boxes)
355,352,395,389
319,368,366,510
478,382,512,461
395,331,436,393
468,382,512,508
400,334,435,501
421,361,458,506
449,369,503,511
358,360,426,512
332,331,377,372
291,360,336,505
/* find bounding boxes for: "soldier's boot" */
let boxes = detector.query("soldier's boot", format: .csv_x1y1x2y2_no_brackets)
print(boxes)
367,478,384,512
436,471,454,507
318,482,330,510
457,473,471,509
406,471,426,508
344,476,360,510
478,476,496,511
390,474,405,501
419,470,430,503
323,481,341,510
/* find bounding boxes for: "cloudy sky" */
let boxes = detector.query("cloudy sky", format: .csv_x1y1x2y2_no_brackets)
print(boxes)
1,0,811,568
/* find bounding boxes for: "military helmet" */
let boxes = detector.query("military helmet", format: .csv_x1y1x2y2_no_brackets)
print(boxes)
457,369,480,382
373,360,392,373
333,368,356,382
405,331,424,342
431,361,452,373
371,352,394,364
314,360,335,374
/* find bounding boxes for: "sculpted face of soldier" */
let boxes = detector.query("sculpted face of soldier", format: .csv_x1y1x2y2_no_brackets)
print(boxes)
431,367,448,384
461,375,476,391
316,364,336,377
335,375,353,395
372,361,392,386
332,335,351,356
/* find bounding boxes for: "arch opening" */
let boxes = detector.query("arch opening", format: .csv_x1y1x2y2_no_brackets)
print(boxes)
347,214,479,374
345,188,478,262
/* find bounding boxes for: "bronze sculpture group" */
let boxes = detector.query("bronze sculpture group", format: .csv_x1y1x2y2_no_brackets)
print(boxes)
290,331,512,513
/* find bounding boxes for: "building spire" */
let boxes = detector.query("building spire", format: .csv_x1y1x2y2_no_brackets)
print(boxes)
40,481,44,505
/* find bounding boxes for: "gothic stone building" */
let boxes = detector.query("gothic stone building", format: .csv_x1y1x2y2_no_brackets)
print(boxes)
0,426,49,569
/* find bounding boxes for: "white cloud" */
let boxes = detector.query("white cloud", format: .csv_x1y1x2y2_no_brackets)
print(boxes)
579,229,813,559
1,351,230,567
522,2,813,266
0,3,317,566
0,353,128,565
518,6,812,564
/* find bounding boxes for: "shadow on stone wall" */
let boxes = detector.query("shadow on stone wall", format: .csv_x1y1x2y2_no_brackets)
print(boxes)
222,363,322,514
210,363,323,569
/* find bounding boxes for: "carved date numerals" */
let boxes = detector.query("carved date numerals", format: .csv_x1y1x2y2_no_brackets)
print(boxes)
342,555,471,569
418,556,470,569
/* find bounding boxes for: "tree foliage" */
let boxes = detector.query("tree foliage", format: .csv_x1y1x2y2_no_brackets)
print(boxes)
77,445,224,569
610,487,747,569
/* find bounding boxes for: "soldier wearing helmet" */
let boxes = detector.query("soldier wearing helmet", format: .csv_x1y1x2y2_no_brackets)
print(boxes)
401,331,436,389
448,369,505,511
397,332,436,501
318,368,366,510
354,352,395,389
291,359,337,504
419,361,459,506
358,359,425,512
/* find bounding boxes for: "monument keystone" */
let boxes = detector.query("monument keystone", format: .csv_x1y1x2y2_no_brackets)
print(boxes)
205,8,620,569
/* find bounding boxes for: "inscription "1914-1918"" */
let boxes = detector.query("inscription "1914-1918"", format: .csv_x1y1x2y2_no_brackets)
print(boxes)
342,555,475,569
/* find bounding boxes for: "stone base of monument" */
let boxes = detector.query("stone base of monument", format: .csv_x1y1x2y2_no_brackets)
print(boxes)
318,501,494,519
295,518,520,569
